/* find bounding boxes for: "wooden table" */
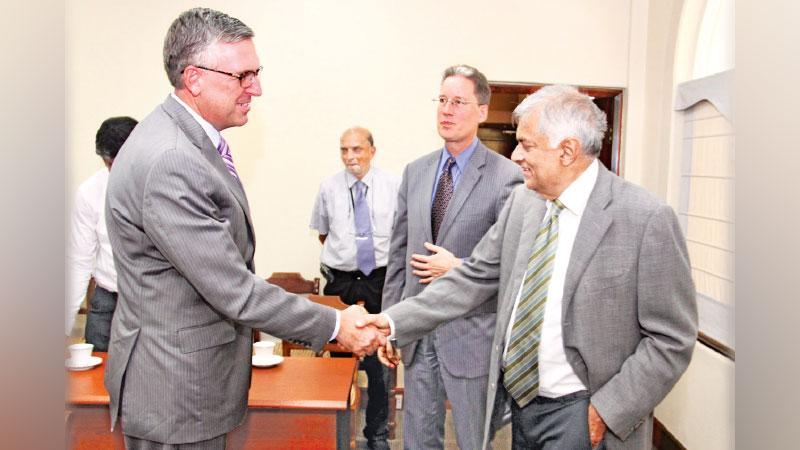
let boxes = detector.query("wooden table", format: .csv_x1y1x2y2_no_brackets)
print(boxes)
66,352,358,449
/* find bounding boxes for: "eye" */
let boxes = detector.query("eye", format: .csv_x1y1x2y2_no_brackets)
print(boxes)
453,99,466,106
437,97,448,105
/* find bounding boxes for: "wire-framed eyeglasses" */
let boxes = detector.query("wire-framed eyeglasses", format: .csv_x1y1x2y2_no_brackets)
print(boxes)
433,96,480,109
187,65,263,88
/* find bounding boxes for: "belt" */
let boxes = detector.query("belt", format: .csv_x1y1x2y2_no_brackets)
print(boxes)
326,265,386,280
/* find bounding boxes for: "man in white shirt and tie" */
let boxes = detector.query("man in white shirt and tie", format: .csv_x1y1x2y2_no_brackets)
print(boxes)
310,126,400,450
66,116,137,349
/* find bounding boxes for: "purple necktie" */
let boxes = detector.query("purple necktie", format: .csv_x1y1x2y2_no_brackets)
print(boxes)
353,181,376,276
431,157,455,243
217,136,239,180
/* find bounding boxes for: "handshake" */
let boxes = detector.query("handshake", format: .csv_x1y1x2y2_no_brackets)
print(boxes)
334,305,402,368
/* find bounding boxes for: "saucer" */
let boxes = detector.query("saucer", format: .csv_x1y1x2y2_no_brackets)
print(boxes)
66,355,103,371
252,354,283,368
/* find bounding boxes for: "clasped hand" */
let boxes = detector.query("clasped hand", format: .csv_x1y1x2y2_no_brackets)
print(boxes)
353,313,401,368
335,305,390,356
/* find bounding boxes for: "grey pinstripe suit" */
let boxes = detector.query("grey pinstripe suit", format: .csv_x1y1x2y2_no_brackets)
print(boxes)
104,95,338,444
382,142,522,448
384,166,698,450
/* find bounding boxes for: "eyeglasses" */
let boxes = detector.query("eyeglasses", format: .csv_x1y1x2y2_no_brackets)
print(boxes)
188,65,263,88
433,96,480,109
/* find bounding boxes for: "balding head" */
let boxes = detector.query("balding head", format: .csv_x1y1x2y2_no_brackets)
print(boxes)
340,126,376,179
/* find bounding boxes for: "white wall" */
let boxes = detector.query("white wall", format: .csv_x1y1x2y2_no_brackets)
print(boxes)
67,0,634,277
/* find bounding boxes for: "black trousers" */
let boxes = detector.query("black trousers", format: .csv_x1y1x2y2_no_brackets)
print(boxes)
323,266,389,443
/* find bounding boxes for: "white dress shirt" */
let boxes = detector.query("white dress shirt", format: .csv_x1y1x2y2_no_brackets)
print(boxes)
504,159,599,397
67,168,116,334
310,167,400,271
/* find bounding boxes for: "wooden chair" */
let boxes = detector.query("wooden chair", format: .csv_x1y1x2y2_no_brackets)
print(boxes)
255,272,320,342
266,271,320,296
280,294,354,357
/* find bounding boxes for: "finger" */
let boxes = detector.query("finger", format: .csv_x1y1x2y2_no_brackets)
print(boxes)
412,269,432,277
409,260,430,270
355,314,379,328
423,241,442,253
411,253,431,263
419,276,434,284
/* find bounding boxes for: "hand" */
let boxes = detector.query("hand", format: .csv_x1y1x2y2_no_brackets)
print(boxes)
336,305,387,356
377,340,402,368
410,242,462,284
588,403,607,449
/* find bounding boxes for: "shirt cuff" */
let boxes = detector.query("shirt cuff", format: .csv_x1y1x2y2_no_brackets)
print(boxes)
330,310,341,341
381,312,396,340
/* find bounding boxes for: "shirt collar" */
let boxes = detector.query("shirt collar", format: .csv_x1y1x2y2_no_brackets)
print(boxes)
170,92,221,148
345,167,374,189
440,137,479,172
552,159,599,217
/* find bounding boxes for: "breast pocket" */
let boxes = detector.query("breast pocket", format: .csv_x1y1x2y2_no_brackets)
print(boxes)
178,320,236,354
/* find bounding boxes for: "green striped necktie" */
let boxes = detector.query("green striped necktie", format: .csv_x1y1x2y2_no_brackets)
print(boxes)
503,198,565,408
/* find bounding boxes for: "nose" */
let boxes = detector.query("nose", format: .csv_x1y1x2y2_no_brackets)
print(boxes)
247,77,263,96
510,144,523,163
441,99,456,114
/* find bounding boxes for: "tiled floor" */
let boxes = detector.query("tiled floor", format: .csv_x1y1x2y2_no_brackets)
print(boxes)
352,389,512,450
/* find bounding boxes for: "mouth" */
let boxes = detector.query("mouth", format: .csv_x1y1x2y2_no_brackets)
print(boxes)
237,102,251,113
440,121,454,127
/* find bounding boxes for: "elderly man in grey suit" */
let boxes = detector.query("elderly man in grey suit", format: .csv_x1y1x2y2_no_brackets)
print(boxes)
381,64,522,450
104,8,384,449
367,85,698,450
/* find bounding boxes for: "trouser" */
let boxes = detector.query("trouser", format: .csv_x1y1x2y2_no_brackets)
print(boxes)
509,389,606,450
403,335,488,450
323,265,389,443
123,434,226,450
84,285,117,352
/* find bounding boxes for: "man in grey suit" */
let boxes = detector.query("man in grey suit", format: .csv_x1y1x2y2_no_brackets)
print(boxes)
381,64,522,449
104,8,384,449
368,85,698,450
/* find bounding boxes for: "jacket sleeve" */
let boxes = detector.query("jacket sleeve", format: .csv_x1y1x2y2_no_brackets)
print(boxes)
141,149,337,352
590,204,698,440
386,186,520,346
381,164,410,311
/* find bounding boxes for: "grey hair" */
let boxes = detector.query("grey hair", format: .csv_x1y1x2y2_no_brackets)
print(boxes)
512,85,608,156
163,8,254,89
442,65,491,105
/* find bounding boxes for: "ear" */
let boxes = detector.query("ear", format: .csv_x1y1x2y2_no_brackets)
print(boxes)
558,137,582,166
182,66,203,97
477,104,489,123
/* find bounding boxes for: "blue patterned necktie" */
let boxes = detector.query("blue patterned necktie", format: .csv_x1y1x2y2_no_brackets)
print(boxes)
353,181,376,275
431,156,456,243
217,136,239,180
503,199,566,408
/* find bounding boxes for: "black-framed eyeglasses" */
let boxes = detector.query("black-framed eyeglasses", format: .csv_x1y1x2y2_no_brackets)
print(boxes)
186,65,263,88
433,96,480,109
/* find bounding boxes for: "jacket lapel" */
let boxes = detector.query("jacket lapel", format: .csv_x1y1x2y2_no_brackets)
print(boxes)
434,143,488,243
417,152,440,244
501,190,547,322
161,95,255,235
561,165,614,317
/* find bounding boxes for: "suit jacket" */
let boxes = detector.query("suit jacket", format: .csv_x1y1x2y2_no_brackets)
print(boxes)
381,142,522,377
385,165,698,450
104,96,337,443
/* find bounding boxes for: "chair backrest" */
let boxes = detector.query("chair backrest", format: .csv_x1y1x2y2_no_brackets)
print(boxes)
307,294,349,311
266,272,320,295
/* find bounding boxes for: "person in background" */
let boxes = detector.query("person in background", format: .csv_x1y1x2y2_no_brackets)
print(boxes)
66,116,137,349
310,126,400,450
381,64,523,450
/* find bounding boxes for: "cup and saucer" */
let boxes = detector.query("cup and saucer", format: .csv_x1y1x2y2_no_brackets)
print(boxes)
65,343,103,371
252,340,283,368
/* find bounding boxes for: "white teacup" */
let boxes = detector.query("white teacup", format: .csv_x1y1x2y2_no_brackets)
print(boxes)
253,340,276,358
68,343,94,364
